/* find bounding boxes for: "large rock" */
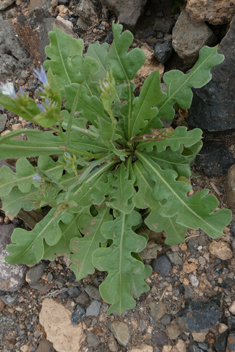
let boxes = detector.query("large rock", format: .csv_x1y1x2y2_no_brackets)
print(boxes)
188,15,235,131
74,0,99,25
186,0,235,25
176,300,222,332
39,299,85,352
172,10,216,65
0,15,30,81
100,0,147,28
0,224,27,292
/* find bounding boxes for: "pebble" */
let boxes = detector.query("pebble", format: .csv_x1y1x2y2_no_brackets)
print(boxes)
191,332,207,342
108,333,119,352
189,274,199,287
70,304,86,325
152,254,171,276
214,330,228,352
154,39,172,63
229,301,235,315
198,256,206,266
75,292,90,305
26,263,46,286
110,321,130,346
161,314,172,325
197,342,208,350
187,239,199,253
226,332,235,351
86,331,99,347
188,342,204,352
176,300,222,332
35,339,55,352
67,286,81,298
151,329,169,347
84,285,101,300
183,262,198,273
166,251,183,265
209,241,233,260
149,301,167,324
86,300,101,317
0,293,18,305
166,319,182,340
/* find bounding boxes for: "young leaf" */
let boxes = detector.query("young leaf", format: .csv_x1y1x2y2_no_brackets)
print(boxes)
5,208,68,264
70,205,112,280
92,211,151,314
132,160,187,244
44,26,84,90
142,46,224,133
43,212,81,260
137,126,202,153
136,151,232,239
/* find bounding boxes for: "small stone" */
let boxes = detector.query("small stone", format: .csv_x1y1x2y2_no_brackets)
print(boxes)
188,341,204,352
86,331,99,347
154,39,172,63
177,300,222,333
197,342,208,351
217,323,228,334
166,251,183,265
35,339,55,352
129,344,153,352
166,320,182,340
151,329,169,347
86,300,101,317
67,286,81,298
162,346,172,352
209,241,233,260
189,274,199,287
183,262,198,273
110,321,130,346
187,239,199,253
0,293,18,305
176,340,187,352
214,331,229,352
20,345,29,352
71,304,86,325
149,301,167,324
198,256,206,266
161,314,172,325
108,334,119,352
84,285,101,300
0,114,7,133
229,301,235,315
152,254,171,276
227,332,235,351
228,315,235,330
75,292,90,305
191,332,207,342
26,262,46,286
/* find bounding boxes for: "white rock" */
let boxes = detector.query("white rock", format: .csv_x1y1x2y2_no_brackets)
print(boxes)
218,323,228,334
189,274,199,287
129,344,153,352
39,299,85,352
229,301,235,315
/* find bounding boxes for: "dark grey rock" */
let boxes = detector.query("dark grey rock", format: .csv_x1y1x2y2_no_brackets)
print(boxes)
149,301,167,324
0,224,27,292
58,0,70,4
84,284,101,300
176,300,222,333
188,341,204,352
0,114,7,133
0,16,30,80
153,18,175,34
38,18,54,62
227,315,235,330
198,342,209,351
195,144,234,177
75,291,90,305
226,332,235,352
214,331,229,352
67,286,81,298
154,39,172,63
188,15,235,131
151,329,169,347
143,26,155,38
86,331,99,347
152,254,171,276
187,239,199,253
0,292,18,305
86,300,101,317
161,314,172,325
71,304,86,325
100,0,147,28
26,263,46,286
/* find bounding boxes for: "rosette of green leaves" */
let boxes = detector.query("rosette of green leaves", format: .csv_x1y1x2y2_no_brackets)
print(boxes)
0,23,231,314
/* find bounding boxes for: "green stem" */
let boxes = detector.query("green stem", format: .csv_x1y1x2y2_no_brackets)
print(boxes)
65,85,81,145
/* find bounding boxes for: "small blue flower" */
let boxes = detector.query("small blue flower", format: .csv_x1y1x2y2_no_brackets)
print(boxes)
0,81,17,98
33,174,41,181
37,103,46,112
33,65,48,86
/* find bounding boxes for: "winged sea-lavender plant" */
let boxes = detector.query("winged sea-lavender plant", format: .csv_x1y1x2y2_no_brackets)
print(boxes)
0,23,232,314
